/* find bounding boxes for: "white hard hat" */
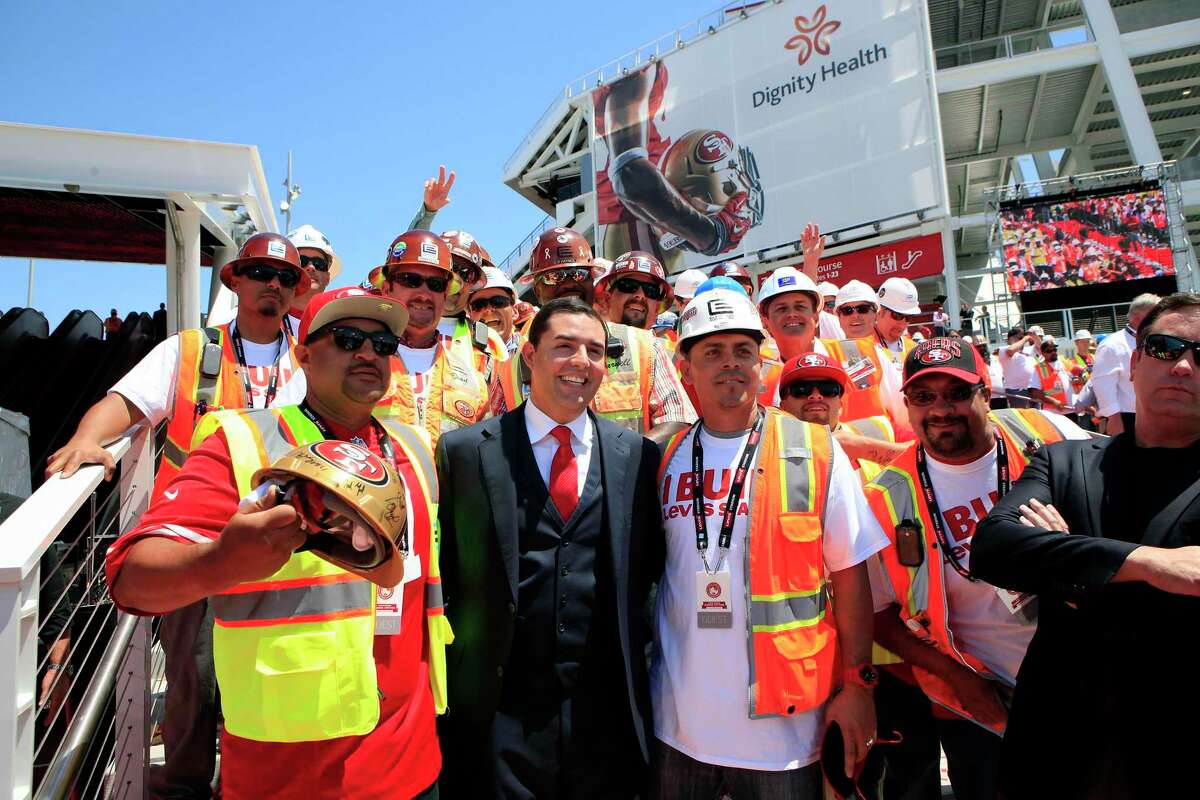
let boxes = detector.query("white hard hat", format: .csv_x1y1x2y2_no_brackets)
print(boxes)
673,269,708,301
1027,325,1045,337
287,224,341,279
1042,334,1057,346
876,277,920,315
471,266,515,297
756,266,821,313
834,279,877,309
817,281,839,299
678,288,764,347
1073,329,1093,340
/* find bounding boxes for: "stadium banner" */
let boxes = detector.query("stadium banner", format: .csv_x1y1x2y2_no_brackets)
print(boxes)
999,186,1174,293
590,0,947,275
753,231,946,288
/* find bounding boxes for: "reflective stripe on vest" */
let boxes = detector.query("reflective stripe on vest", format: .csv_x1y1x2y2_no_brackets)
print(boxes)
820,337,888,421
1034,359,1067,404
373,334,487,448
845,415,894,443
864,409,1068,732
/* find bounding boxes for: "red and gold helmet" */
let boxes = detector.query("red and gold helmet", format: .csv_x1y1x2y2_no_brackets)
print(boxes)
441,230,487,315
219,232,308,291
520,227,595,285
367,230,455,290
595,250,673,313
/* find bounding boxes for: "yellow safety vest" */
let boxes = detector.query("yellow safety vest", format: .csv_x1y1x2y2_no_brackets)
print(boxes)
196,404,451,743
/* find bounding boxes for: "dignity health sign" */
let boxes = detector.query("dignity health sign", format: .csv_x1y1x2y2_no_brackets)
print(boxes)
591,0,948,274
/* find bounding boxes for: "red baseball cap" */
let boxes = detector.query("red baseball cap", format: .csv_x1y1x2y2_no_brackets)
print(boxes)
297,287,409,344
902,337,989,390
779,352,849,391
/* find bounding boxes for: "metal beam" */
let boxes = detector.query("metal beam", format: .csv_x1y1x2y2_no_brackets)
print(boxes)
1023,73,1048,145
1072,65,1109,143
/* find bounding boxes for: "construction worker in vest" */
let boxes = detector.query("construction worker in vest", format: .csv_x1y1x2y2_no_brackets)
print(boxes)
498,226,695,442
874,277,920,368
595,249,675,332
863,337,1091,799
104,287,449,800
1062,329,1094,397
652,284,887,797
757,267,911,434
776,352,905,479
468,266,522,356
285,224,340,334
45,232,307,799
1028,336,1073,416
652,311,679,350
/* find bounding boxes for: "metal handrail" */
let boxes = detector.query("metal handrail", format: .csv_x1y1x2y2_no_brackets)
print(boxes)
497,215,555,278
34,613,139,800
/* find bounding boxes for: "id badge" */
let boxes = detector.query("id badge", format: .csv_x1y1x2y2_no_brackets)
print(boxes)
376,552,423,635
696,570,733,629
844,356,877,389
995,587,1037,624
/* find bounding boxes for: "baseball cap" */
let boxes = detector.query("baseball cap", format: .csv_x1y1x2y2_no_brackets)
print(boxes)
297,287,409,344
902,337,988,390
779,352,849,391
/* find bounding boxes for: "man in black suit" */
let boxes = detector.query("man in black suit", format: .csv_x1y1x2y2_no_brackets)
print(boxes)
436,297,664,799
974,292,1200,799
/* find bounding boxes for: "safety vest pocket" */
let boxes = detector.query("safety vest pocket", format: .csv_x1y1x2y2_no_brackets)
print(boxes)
776,512,824,589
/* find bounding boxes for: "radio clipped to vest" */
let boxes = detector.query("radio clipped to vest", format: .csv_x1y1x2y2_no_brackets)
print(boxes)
194,327,224,419
895,520,924,568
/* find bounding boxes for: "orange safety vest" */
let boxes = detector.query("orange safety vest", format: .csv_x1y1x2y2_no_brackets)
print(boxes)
374,329,489,449
660,408,838,717
863,408,1066,732
495,323,655,433
1034,358,1068,406
156,323,294,497
819,337,889,422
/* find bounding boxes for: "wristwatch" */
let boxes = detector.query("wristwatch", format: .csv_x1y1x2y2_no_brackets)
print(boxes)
845,663,880,690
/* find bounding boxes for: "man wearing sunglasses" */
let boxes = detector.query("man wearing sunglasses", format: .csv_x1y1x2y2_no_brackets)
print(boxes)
47,231,308,798
861,338,1088,800
834,281,879,340
653,285,886,798
594,250,674,331
973,293,1200,799
105,286,448,800
874,277,921,368
467,266,521,355
286,224,341,333
501,227,694,441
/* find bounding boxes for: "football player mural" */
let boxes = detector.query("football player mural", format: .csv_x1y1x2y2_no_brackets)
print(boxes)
594,62,765,271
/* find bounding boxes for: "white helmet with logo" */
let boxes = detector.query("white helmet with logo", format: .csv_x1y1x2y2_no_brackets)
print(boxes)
287,224,341,279
835,279,878,309
876,277,920,315
471,266,515,298
678,288,764,348
673,268,709,302
756,266,821,314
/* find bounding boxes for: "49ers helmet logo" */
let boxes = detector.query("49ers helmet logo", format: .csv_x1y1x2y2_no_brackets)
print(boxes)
695,131,735,164
916,341,962,365
801,354,828,367
310,441,390,485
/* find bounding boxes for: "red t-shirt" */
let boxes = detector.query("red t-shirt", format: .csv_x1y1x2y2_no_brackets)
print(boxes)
105,418,440,800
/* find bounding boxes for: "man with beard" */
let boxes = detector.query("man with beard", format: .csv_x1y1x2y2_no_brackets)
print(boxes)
48,232,307,799
594,250,674,331
468,266,521,356
496,227,694,442
861,338,1088,799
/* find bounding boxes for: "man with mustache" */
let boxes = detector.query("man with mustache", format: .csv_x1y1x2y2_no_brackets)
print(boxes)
861,338,1088,799
653,285,886,798
436,298,664,797
47,232,307,799
594,250,674,331
496,226,694,442
105,287,448,799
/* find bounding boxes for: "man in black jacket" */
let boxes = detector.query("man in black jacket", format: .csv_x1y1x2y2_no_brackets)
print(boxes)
436,298,665,798
973,292,1200,798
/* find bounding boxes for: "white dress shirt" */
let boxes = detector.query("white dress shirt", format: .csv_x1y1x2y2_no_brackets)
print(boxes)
1092,327,1137,417
524,399,593,498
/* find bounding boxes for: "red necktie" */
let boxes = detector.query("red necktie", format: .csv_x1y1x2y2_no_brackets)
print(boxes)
548,425,578,521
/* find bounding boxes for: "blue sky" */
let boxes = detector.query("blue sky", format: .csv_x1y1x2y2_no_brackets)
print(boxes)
1,0,709,327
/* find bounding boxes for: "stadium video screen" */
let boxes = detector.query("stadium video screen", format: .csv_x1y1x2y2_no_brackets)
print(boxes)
999,187,1174,293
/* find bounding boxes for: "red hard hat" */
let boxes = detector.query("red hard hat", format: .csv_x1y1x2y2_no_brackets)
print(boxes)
519,227,594,285
478,243,495,268
710,261,754,290
440,230,486,315
596,250,674,309
513,301,538,325
368,230,454,290
220,232,308,291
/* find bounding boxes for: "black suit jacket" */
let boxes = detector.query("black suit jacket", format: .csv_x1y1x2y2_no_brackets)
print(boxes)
434,405,664,773
973,435,1200,798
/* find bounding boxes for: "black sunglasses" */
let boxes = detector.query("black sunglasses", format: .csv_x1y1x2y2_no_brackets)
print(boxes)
470,295,514,312
611,276,666,301
386,271,450,293
537,268,592,287
313,325,400,356
237,263,302,289
904,383,981,406
838,303,875,317
299,255,330,272
782,380,844,399
1142,333,1200,362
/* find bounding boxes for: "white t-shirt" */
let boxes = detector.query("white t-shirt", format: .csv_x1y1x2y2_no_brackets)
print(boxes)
868,414,1091,685
112,324,297,424
1091,327,1137,416
999,346,1034,393
818,310,844,340
653,423,888,770
987,359,1006,400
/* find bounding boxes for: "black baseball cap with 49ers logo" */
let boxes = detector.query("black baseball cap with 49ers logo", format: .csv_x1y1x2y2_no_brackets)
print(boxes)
902,337,989,390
